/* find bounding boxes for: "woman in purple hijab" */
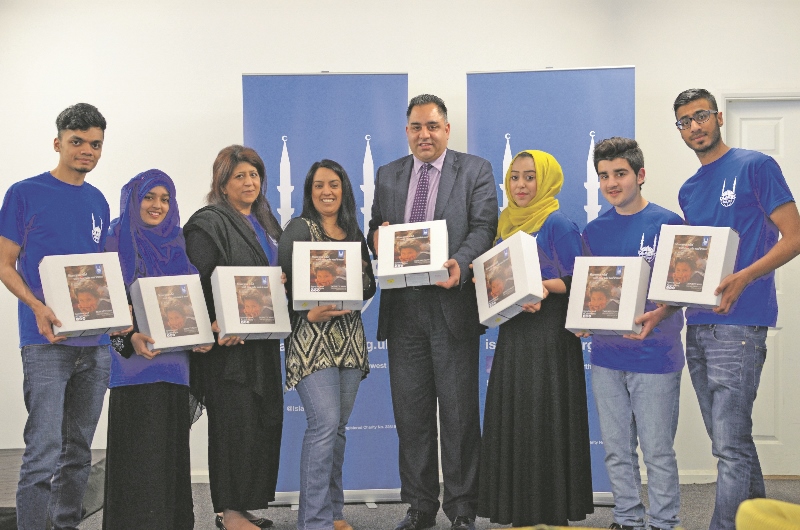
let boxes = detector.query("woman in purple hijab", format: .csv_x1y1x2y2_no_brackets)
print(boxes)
103,169,205,529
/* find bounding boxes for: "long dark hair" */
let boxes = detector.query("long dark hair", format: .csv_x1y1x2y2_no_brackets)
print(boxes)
300,159,360,240
206,145,282,240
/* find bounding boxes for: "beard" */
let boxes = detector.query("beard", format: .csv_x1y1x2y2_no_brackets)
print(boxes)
686,125,722,154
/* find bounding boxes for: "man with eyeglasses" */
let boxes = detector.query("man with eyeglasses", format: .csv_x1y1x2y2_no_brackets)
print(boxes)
673,88,800,530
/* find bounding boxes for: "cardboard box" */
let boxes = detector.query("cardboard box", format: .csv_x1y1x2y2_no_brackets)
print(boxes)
39,252,132,337
130,275,214,352
566,256,651,335
472,231,543,328
292,241,363,311
376,220,449,289
211,266,290,340
648,225,739,308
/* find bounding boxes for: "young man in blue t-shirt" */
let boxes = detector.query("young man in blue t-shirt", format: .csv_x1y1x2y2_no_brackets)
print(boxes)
674,88,800,530
0,103,112,530
581,137,685,530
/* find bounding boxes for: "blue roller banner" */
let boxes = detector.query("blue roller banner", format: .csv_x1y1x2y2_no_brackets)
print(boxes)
467,66,636,497
243,73,409,499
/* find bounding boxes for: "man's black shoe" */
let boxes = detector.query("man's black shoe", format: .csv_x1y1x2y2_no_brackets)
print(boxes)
609,524,637,530
450,515,475,530
394,508,436,530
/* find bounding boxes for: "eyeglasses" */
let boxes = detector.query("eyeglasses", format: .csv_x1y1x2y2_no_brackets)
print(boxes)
675,109,719,130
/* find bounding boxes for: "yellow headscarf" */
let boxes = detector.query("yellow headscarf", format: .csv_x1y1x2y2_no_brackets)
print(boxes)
495,150,563,243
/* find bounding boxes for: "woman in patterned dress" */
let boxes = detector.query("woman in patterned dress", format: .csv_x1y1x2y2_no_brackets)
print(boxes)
277,159,376,530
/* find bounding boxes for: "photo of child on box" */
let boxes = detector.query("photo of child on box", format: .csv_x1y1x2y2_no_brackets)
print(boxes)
582,266,622,319
666,235,709,292
66,265,114,320
483,248,515,307
309,250,348,292
393,228,432,267
236,278,275,324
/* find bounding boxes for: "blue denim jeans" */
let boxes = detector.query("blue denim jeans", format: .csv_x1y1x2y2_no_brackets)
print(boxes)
296,367,362,530
592,365,681,530
17,344,110,530
686,324,767,530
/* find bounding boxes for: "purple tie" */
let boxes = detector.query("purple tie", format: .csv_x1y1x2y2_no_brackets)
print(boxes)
409,163,432,223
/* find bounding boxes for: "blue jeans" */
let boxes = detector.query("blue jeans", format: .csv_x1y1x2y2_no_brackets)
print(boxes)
592,365,681,530
296,367,362,530
17,344,110,530
686,324,767,530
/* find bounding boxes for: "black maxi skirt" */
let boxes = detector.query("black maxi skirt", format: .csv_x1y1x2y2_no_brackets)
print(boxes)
477,293,594,527
103,382,194,530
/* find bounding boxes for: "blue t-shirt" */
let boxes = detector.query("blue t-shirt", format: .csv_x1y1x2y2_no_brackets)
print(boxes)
520,210,582,279
0,172,111,347
582,202,685,374
679,148,794,326
109,348,189,388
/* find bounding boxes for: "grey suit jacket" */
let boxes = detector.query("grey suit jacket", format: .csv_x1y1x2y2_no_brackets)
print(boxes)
368,149,498,341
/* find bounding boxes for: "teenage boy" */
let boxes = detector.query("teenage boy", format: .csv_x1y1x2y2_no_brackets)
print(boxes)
674,88,800,530
0,103,112,530
581,137,685,530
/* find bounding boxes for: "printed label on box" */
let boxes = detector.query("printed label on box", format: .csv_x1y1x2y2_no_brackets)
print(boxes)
393,229,432,268
666,235,710,292
65,264,115,321
155,285,199,337
582,265,624,319
235,275,275,325
310,249,347,293
483,248,516,308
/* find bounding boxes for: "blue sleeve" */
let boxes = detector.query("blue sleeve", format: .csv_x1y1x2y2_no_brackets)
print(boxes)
754,157,794,215
0,185,24,246
553,227,582,275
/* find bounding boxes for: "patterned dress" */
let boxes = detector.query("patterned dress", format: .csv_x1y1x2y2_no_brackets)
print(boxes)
278,217,376,390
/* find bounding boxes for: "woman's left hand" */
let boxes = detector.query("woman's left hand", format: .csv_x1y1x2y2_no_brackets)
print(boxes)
192,344,214,353
522,284,549,313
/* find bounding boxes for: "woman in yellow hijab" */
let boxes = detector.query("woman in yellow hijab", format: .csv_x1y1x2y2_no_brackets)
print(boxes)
477,150,594,527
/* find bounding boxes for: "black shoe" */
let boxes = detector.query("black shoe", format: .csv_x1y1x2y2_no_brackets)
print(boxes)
609,524,637,530
216,514,274,529
394,508,436,530
451,515,475,530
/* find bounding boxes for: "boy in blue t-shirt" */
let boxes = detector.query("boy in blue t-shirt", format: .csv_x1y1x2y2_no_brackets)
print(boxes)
674,88,800,530
581,137,684,530
0,103,113,530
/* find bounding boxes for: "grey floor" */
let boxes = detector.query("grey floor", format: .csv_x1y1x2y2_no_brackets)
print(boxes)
78,479,800,529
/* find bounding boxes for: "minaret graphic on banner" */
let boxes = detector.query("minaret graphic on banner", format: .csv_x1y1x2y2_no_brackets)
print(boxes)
584,131,601,223
361,135,375,234
277,136,294,227
499,133,512,212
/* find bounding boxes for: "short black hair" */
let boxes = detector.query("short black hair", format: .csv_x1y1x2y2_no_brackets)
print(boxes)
593,136,645,189
407,94,448,122
56,103,106,137
673,89,718,114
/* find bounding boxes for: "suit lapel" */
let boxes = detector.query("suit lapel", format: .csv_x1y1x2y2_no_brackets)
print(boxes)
434,150,458,219
393,156,414,223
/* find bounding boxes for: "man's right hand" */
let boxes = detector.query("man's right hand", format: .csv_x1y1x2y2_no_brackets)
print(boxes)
33,303,66,343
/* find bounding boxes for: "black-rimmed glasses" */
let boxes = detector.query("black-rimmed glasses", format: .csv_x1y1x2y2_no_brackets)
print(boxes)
676,109,719,130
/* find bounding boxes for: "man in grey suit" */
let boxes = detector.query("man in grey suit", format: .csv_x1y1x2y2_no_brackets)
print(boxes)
368,94,498,530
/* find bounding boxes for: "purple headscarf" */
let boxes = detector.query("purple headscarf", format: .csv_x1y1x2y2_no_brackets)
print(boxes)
107,169,197,285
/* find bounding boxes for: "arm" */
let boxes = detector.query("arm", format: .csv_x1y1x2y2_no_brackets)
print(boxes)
360,234,377,301
714,201,800,313
440,159,499,288
623,304,683,340
0,236,65,343
367,167,385,258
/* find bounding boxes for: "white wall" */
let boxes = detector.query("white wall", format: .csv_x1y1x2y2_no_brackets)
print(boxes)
1,0,799,481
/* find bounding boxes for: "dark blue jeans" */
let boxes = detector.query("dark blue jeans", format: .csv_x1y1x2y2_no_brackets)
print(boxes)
686,324,767,530
16,344,110,530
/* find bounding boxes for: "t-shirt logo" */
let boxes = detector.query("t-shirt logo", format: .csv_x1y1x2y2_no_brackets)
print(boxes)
91,213,103,244
720,177,737,207
638,233,658,263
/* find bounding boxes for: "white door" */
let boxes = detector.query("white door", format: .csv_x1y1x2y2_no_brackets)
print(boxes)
725,97,800,475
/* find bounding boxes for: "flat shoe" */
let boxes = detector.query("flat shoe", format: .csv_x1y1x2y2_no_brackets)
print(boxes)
216,514,273,529
334,520,354,530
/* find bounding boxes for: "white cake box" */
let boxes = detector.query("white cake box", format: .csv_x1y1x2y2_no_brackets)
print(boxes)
566,256,651,335
130,274,214,352
292,241,363,311
648,225,739,309
472,231,543,328
376,220,449,289
211,266,290,340
39,252,132,337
